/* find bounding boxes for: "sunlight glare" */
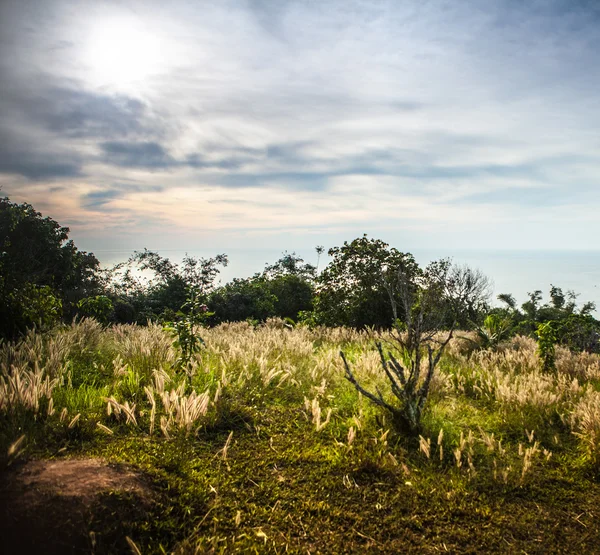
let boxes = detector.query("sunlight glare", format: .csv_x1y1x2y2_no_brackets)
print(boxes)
84,16,163,88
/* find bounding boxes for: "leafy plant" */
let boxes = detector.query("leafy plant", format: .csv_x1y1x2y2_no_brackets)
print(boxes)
476,314,512,350
106,249,228,322
77,295,114,324
164,289,212,377
536,321,558,372
314,235,420,328
557,314,600,353
0,197,101,338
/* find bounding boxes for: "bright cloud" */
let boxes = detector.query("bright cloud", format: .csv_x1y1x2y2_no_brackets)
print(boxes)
1,0,599,256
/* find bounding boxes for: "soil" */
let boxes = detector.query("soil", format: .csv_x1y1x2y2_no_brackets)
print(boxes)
0,458,152,555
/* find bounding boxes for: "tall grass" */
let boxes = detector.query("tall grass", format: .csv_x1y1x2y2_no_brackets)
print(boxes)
1,320,599,476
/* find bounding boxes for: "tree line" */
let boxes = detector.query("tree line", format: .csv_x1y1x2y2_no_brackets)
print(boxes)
1,196,598,354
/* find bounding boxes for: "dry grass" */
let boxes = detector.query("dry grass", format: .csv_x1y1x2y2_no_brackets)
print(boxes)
0,326,599,476
2,321,600,552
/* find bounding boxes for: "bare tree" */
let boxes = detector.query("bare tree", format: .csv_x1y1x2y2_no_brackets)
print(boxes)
341,260,491,436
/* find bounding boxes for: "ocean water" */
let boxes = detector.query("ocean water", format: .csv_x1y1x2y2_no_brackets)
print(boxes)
411,249,600,313
98,248,600,314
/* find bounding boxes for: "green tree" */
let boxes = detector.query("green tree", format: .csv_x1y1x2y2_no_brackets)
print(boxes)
314,235,420,328
0,197,101,337
210,277,277,323
500,285,598,350
7,283,63,332
263,252,315,321
557,314,600,353
107,249,228,322
521,290,543,320
77,295,114,325
209,252,315,324
497,293,517,311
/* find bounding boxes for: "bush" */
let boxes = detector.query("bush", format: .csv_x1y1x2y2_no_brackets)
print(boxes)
77,296,114,325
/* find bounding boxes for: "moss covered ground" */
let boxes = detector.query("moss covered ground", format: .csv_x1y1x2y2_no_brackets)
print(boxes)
1,320,600,553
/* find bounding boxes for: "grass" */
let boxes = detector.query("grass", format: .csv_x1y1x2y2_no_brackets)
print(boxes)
1,319,600,553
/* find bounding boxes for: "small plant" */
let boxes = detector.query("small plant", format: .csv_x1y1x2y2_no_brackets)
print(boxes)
536,321,558,372
341,336,452,437
77,295,114,325
476,314,512,350
164,288,212,378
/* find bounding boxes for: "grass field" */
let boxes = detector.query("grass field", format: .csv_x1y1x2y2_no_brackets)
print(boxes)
1,318,600,553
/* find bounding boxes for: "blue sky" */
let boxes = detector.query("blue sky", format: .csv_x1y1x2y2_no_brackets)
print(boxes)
1,0,599,267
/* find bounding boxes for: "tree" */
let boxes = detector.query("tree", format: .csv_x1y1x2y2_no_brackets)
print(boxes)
315,245,325,272
521,290,543,320
0,197,101,337
263,251,316,281
341,259,483,435
107,249,228,322
497,285,598,350
208,252,316,322
262,252,315,321
389,259,491,328
314,235,420,328
208,253,315,324
77,295,114,325
497,293,517,311
209,277,277,323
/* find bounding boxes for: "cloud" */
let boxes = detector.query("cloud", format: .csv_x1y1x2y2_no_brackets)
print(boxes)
0,125,83,179
100,141,174,169
0,78,160,138
0,0,599,253
80,189,121,209
0,154,81,180
81,183,166,210
37,87,148,139
0,79,167,179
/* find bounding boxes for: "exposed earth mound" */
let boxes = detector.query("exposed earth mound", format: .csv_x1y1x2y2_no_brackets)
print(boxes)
0,458,152,554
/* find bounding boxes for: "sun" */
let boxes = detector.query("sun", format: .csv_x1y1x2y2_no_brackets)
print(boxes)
83,15,163,89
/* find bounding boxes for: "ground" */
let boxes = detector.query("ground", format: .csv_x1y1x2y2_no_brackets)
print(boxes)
0,458,152,554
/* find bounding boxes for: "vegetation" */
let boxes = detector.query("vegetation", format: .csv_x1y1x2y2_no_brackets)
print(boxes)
2,322,600,553
0,197,101,337
340,257,490,436
2,196,600,552
312,235,420,328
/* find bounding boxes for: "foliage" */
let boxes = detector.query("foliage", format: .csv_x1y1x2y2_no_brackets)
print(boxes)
314,235,420,328
476,314,512,349
262,252,315,321
77,296,114,325
4,283,63,334
536,321,558,372
340,258,487,435
210,252,315,324
262,251,316,281
164,289,212,374
210,277,278,323
107,249,228,322
393,258,492,329
493,285,598,354
0,197,101,338
112,300,136,324
557,314,600,353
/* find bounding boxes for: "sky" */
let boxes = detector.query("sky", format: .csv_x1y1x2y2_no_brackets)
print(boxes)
1,0,600,288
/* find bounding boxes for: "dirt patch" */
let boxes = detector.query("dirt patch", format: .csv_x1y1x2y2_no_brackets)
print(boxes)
0,458,153,554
